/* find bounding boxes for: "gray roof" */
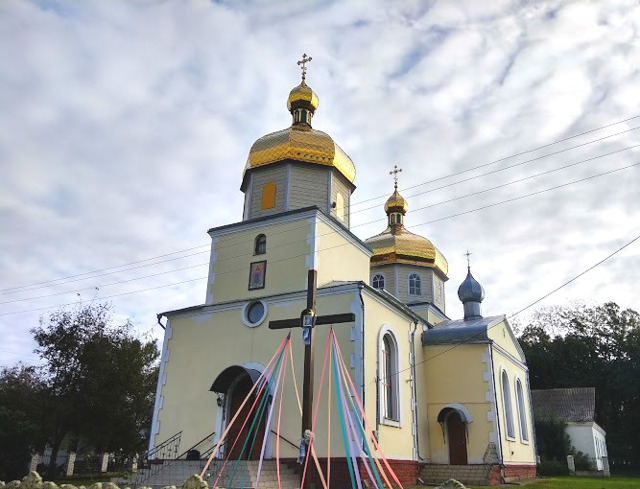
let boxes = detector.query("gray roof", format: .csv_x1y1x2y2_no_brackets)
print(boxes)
531,387,596,422
421,315,503,345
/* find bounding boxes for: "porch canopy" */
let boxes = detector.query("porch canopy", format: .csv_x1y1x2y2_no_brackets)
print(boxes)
210,365,263,393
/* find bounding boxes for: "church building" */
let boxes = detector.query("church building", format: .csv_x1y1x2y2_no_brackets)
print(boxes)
149,59,537,487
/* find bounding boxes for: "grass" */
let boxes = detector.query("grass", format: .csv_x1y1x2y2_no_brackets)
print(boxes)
466,476,640,489
50,472,127,487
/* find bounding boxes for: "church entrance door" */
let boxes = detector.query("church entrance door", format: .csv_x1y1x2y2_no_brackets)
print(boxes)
226,373,267,460
447,411,467,465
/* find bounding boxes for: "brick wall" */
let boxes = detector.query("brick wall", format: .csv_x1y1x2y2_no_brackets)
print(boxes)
503,463,536,482
282,457,421,488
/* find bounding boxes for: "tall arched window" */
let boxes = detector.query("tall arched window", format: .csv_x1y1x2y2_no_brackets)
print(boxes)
261,182,276,209
372,273,385,290
380,332,399,421
408,273,421,295
501,370,515,439
515,378,529,442
254,234,266,255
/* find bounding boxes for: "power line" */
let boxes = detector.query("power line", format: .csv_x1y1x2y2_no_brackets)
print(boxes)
2,160,636,317
4,145,638,307
3,115,638,294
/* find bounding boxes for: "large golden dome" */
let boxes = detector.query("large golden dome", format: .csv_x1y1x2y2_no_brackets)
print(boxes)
244,80,356,184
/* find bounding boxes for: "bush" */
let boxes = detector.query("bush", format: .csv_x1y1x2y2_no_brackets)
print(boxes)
538,459,569,476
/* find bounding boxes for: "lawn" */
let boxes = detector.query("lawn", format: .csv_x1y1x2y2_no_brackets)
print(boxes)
466,476,640,489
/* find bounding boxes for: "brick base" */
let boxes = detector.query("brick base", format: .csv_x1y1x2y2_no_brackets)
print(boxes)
503,463,537,482
281,457,421,488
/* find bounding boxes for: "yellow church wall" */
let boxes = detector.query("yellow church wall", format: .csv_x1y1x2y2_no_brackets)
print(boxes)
362,293,420,460
207,217,313,304
154,287,362,459
423,343,496,464
491,346,536,466
487,317,524,362
315,219,370,287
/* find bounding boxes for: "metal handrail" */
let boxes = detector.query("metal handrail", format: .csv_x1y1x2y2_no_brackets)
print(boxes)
270,429,299,451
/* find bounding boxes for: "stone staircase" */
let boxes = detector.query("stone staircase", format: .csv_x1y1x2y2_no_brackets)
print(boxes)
419,464,497,486
128,459,300,488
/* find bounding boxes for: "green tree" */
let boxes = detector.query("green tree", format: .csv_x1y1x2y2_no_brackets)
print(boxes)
519,302,640,468
0,302,159,477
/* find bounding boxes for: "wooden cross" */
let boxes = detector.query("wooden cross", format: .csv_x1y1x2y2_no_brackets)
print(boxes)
269,269,355,489
390,165,402,190
297,53,313,83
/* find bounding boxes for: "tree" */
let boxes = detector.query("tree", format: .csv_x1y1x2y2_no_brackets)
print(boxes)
519,302,640,468
0,365,45,480
1,302,160,476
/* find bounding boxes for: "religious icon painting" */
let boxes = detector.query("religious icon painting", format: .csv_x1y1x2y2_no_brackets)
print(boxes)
248,260,267,290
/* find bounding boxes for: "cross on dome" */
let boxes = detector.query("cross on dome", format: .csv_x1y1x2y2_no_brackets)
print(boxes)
297,53,313,83
389,165,402,190
464,250,473,269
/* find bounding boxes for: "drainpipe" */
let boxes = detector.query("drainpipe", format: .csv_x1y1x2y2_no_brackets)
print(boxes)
410,320,424,461
489,342,504,478
157,313,166,330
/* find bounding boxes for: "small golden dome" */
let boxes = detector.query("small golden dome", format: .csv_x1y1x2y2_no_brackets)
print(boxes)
384,189,408,214
365,227,449,276
287,82,319,112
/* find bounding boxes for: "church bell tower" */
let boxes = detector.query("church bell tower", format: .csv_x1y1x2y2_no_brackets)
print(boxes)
240,54,356,228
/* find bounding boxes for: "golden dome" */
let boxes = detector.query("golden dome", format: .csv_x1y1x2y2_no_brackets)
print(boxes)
287,82,319,112
384,189,408,214
366,226,449,276
244,80,356,184
246,125,356,183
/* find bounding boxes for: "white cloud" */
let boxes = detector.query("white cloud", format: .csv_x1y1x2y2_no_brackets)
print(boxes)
1,0,639,366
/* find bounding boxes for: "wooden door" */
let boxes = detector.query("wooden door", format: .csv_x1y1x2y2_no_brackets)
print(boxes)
227,374,266,460
447,411,468,465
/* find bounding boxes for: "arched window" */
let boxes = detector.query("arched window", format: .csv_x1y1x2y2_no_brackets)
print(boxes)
261,182,276,209
380,331,399,421
408,273,421,295
254,234,266,255
336,193,345,221
515,378,529,442
501,370,515,439
372,273,385,290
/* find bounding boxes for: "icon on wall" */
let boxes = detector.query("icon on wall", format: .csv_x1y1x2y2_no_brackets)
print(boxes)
248,261,267,290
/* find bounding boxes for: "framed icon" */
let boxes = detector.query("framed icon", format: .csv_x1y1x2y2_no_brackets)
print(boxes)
248,260,267,290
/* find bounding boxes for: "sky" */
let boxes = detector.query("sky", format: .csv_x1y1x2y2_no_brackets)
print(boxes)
1,0,639,367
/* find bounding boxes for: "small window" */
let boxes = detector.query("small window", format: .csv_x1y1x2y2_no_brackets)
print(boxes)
243,300,267,327
501,370,515,439
372,273,385,290
254,234,266,255
515,379,529,442
408,273,421,295
336,193,345,221
261,182,276,209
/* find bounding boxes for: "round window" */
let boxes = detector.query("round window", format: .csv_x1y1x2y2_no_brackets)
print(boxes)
244,301,266,326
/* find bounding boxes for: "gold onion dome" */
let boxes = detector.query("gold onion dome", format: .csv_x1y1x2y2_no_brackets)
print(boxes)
384,189,408,214
244,74,356,184
366,186,448,276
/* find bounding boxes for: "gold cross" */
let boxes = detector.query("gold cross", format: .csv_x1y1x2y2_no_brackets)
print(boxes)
389,165,402,190
464,250,473,268
297,53,313,83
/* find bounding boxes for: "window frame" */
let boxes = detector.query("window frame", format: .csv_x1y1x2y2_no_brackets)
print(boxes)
501,369,516,440
372,273,385,290
254,234,267,255
515,377,529,443
408,273,422,296
378,325,401,426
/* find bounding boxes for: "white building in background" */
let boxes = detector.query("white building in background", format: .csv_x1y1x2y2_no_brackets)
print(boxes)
531,387,608,470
